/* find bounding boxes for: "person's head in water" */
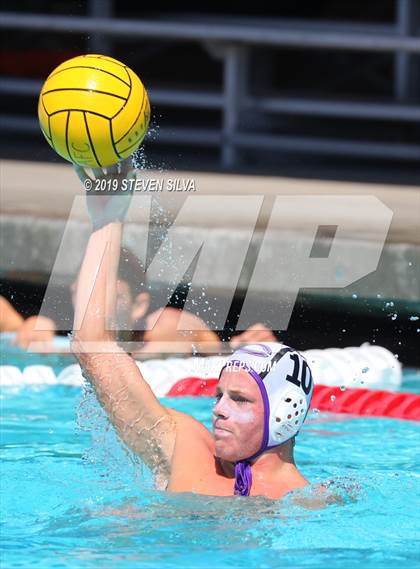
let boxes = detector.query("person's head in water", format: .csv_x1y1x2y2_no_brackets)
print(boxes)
71,247,151,332
213,342,314,496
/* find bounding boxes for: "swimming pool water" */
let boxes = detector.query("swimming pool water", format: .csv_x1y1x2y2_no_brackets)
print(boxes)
1,383,419,569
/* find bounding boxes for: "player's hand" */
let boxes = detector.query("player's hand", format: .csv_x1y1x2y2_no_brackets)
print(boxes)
229,323,277,349
14,316,56,350
74,157,136,231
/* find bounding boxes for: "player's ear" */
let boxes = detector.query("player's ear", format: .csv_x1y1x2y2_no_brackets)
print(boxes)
131,292,150,321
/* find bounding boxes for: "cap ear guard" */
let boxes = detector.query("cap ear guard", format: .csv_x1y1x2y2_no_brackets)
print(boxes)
269,387,309,445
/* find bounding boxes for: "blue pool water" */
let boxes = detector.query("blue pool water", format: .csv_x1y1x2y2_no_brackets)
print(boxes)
1,374,419,569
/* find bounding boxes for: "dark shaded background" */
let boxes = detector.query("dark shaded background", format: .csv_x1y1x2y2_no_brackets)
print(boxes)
1,2,419,365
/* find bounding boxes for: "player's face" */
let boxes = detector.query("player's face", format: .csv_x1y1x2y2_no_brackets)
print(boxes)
212,368,264,462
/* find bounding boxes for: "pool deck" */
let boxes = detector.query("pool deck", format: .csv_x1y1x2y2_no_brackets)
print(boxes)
1,159,419,309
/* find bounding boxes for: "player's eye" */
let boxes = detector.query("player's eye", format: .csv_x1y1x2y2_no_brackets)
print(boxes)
232,396,248,404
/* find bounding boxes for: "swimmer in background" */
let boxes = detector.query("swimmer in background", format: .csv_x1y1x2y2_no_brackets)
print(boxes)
70,246,277,356
0,296,25,333
0,295,56,349
70,160,315,500
3,253,276,354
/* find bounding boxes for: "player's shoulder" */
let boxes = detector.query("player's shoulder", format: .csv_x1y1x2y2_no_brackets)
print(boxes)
167,407,212,442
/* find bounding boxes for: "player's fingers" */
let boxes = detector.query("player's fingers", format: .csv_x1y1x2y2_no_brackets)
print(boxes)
119,157,134,176
106,164,119,175
92,167,104,178
74,164,93,185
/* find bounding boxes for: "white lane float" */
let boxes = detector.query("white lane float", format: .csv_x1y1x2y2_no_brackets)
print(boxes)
0,338,402,393
2,337,419,421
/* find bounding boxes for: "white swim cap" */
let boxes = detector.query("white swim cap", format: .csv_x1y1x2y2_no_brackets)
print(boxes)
220,342,314,455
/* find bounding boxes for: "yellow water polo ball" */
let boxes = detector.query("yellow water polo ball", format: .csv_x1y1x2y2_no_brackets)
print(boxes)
38,54,150,167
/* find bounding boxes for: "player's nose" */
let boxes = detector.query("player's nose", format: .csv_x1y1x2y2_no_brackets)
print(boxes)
213,395,229,419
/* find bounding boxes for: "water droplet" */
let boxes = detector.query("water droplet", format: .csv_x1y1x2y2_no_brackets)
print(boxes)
385,301,394,308
408,262,412,266
342,329,346,333
312,408,319,415
330,395,336,402
376,294,381,298
409,316,419,321
391,313,398,321
352,293,358,299
340,385,346,391
362,367,369,373
394,354,399,359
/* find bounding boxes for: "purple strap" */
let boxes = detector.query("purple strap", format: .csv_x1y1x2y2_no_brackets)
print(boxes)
234,461,252,496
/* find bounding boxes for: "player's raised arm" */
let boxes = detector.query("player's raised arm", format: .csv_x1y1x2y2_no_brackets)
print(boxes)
70,161,176,487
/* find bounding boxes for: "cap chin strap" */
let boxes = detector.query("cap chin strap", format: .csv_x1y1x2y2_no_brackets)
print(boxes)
234,461,252,496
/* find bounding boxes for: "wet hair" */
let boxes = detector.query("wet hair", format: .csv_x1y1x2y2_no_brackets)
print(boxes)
118,247,148,298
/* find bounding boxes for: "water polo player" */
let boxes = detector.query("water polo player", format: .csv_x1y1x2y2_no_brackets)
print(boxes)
71,161,313,499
